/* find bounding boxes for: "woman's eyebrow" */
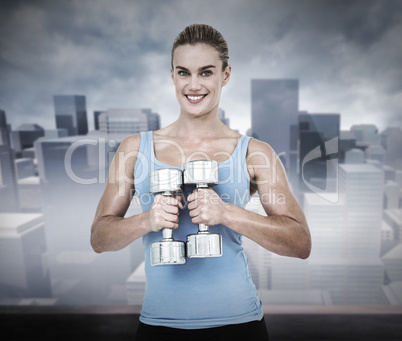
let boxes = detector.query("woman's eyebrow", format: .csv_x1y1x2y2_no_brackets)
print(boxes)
176,66,189,71
199,65,216,71
175,65,216,71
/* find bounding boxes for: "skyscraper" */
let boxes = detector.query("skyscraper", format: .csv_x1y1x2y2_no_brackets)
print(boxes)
381,127,402,170
339,164,384,258
0,144,19,212
0,109,11,146
98,109,149,136
301,163,387,305
10,124,45,153
0,213,52,298
93,111,105,131
218,108,230,127
53,95,88,136
251,79,299,174
351,124,380,145
141,108,161,131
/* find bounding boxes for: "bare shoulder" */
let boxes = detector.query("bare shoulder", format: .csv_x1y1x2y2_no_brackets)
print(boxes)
118,133,142,153
247,138,277,163
110,134,142,178
246,138,284,181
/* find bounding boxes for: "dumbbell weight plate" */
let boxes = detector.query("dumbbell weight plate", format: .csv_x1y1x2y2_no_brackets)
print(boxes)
149,168,183,193
186,233,222,258
151,240,186,266
183,160,218,185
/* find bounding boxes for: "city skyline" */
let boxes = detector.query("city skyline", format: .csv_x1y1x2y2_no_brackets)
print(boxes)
1,77,401,307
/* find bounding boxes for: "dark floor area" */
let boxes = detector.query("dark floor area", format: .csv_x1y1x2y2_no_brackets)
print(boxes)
2,306,402,341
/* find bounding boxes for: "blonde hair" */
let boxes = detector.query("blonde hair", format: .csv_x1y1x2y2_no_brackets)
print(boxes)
171,24,229,71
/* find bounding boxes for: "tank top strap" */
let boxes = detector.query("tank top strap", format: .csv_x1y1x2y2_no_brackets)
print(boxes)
231,135,252,181
134,131,153,183
139,131,152,156
239,135,252,160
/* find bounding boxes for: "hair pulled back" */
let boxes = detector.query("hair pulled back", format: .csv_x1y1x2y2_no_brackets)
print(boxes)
171,24,229,71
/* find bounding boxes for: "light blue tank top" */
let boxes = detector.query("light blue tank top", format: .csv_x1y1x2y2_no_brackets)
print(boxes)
134,131,263,329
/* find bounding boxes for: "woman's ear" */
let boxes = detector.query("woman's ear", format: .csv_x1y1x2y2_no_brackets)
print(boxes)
222,65,231,86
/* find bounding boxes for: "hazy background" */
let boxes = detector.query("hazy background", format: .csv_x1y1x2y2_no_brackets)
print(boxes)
1,0,402,134
1,0,402,313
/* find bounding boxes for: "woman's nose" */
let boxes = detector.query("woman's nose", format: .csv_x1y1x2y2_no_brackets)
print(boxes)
188,75,202,91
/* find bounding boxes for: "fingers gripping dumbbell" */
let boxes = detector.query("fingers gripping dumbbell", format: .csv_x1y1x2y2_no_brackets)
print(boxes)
183,160,222,258
149,168,186,266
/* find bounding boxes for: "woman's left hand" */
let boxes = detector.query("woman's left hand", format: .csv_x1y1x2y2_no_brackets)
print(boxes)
187,188,227,226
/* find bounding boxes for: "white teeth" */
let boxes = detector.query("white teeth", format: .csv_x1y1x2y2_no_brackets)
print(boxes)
187,95,204,101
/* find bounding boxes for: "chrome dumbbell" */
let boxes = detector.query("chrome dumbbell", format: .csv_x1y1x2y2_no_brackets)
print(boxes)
149,168,186,266
183,160,222,258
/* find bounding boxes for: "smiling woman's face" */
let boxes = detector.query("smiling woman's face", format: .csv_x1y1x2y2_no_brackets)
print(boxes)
171,43,231,118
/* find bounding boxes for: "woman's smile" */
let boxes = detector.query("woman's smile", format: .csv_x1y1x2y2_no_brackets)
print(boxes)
185,94,208,104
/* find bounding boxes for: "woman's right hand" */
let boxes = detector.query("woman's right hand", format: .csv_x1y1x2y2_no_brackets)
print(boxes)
147,195,183,232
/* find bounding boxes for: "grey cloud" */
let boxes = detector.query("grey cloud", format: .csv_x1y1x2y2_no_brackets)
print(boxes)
0,0,401,133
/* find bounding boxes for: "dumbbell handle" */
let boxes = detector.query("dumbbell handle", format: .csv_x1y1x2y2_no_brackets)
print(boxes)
161,191,174,241
196,183,210,233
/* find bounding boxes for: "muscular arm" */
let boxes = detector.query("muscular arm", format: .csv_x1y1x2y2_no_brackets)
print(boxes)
224,139,311,258
188,139,311,259
90,134,149,253
90,134,183,253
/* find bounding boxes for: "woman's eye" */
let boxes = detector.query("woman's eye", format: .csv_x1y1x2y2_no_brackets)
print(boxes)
201,71,212,77
178,71,189,76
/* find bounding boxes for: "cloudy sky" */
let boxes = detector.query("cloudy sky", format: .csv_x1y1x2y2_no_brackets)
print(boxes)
1,0,401,134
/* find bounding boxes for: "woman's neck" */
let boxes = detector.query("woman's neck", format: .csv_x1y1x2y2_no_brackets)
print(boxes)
172,110,227,139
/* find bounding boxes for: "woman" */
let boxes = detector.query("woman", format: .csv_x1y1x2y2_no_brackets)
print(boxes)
90,24,311,340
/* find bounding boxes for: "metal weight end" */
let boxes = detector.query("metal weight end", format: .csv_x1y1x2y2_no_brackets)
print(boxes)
150,240,186,266
186,233,222,258
149,168,183,194
183,160,219,185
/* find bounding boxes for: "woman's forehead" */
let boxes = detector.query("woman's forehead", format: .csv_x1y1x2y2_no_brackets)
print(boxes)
172,44,221,68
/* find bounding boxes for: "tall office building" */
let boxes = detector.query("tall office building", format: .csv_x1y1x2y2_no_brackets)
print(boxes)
0,213,52,298
351,124,380,146
339,130,356,163
10,124,45,153
93,111,105,130
251,79,299,176
53,95,88,136
304,193,386,303
0,109,11,146
344,149,365,164
298,113,340,192
0,144,19,212
218,108,230,127
381,127,402,170
142,108,160,131
304,193,345,259
384,181,400,209
339,164,384,258
383,209,402,242
366,145,386,163
302,163,386,304
14,158,35,180
98,109,149,136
